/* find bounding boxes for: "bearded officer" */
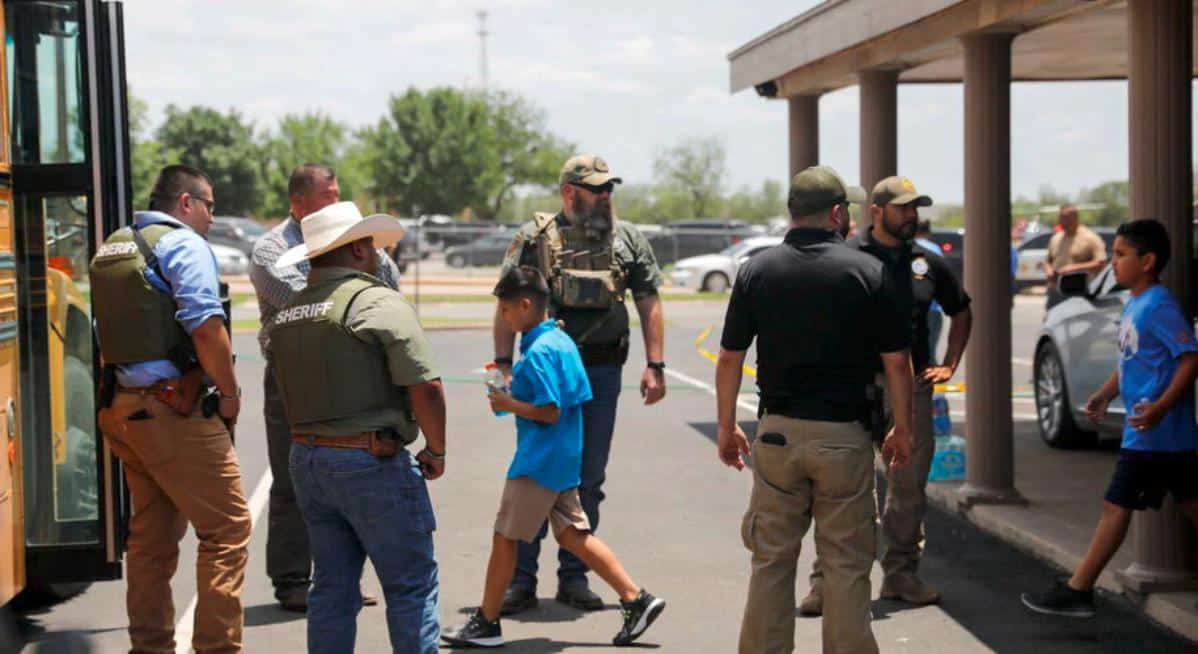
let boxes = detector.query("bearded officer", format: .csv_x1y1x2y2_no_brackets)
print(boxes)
268,202,447,653
493,154,667,613
800,176,972,616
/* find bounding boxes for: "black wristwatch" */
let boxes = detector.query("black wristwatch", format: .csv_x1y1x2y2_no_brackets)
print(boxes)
647,361,666,371
494,356,513,366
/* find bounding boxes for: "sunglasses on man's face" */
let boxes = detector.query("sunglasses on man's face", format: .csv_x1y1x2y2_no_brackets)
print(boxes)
188,193,215,214
571,181,615,195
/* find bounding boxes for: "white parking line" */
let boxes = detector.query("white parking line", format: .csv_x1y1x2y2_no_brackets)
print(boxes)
174,469,274,654
663,367,759,413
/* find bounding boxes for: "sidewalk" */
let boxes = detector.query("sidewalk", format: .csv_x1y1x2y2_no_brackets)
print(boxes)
924,413,1198,642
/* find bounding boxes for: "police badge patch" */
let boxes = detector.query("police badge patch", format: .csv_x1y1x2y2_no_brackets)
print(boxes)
911,257,929,279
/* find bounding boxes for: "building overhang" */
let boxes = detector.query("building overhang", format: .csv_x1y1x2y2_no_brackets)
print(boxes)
729,0,1198,99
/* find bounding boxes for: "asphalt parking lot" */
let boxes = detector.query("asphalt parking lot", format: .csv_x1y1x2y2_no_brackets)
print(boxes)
12,293,1195,653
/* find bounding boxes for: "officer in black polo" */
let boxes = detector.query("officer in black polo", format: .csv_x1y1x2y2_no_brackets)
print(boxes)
799,176,973,617
716,165,915,654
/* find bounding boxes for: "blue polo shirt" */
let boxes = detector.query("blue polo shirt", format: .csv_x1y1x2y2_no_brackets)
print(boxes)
1118,284,1198,451
507,319,593,491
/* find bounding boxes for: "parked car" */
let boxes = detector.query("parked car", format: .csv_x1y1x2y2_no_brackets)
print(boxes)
924,227,964,280
444,232,513,268
211,242,248,276
649,219,764,266
668,236,782,292
1015,227,1115,290
209,217,267,255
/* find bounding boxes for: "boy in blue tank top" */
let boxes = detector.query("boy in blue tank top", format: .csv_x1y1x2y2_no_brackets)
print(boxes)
1022,219,1198,618
442,266,665,648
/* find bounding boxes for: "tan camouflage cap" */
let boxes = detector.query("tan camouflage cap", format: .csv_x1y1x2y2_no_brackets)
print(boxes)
559,154,623,187
871,176,933,207
788,165,866,216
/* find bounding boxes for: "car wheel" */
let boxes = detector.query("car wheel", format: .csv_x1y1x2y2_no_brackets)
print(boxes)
447,254,467,268
702,271,730,293
1034,342,1096,449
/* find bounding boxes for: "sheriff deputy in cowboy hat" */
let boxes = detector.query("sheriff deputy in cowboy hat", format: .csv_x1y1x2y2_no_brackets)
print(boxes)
268,201,447,653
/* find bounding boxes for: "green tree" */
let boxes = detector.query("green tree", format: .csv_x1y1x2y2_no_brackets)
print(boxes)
362,87,570,218
156,105,265,215
128,92,177,210
1081,180,1129,225
259,112,358,218
653,137,727,218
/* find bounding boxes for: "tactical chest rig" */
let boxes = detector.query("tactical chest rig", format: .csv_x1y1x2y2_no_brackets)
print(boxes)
532,212,626,312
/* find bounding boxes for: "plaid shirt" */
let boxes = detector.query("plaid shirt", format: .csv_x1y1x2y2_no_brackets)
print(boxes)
250,216,400,353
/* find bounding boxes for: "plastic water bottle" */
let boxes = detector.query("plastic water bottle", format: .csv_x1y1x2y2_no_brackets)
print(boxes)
929,434,966,482
932,392,952,437
484,362,510,416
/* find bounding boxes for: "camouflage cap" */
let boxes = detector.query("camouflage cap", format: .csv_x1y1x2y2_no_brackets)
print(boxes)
788,165,867,217
559,154,623,187
871,176,933,207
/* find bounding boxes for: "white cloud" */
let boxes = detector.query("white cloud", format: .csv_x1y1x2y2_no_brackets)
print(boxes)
390,21,474,47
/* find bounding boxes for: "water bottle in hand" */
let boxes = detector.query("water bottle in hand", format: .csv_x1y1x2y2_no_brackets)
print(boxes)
485,362,510,416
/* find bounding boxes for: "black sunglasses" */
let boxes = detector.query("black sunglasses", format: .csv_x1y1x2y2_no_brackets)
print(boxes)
187,192,215,213
571,181,615,195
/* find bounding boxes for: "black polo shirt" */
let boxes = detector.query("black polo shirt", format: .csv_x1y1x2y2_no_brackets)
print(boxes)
721,227,911,422
847,226,971,372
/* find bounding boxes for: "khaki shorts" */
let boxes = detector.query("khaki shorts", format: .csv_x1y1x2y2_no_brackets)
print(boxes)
494,477,591,543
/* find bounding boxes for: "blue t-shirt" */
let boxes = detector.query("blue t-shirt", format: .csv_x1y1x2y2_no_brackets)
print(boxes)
507,319,593,491
1117,284,1198,451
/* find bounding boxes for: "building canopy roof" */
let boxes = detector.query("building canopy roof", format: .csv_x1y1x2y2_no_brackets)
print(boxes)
729,0,1198,98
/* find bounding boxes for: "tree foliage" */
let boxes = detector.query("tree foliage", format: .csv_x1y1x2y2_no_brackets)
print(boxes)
652,137,727,218
156,105,265,215
259,113,357,218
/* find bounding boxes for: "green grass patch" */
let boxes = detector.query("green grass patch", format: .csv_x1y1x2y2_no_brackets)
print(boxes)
230,292,255,305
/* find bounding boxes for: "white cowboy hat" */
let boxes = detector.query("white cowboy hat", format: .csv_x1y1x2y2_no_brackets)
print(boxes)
275,201,405,269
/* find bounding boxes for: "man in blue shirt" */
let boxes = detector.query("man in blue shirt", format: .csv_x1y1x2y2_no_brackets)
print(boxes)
1022,219,1198,619
443,266,666,648
91,165,250,653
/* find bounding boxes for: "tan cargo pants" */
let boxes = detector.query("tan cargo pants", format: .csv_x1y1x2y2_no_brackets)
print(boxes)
100,391,251,654
808,382,936,586
738,414,878,654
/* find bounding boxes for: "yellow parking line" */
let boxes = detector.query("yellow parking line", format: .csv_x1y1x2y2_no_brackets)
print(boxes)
694,324,967,394
695,325,758,376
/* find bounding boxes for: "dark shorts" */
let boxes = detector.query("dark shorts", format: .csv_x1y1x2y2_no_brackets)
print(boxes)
1104,449,1198,510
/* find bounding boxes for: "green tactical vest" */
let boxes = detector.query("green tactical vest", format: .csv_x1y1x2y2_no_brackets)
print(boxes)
269,272,416,441
531,212,629,346
89,224,191,365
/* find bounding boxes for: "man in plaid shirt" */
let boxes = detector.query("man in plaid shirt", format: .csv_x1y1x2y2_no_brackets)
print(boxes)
250,163,400,611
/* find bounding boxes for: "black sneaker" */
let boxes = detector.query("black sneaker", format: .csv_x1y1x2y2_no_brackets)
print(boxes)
556,584,604,611
500,586,538,616
1021,580,1096,618
613,590,666,646
442,609,504,648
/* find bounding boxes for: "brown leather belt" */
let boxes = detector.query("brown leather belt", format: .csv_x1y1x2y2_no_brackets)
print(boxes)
292,432,376,449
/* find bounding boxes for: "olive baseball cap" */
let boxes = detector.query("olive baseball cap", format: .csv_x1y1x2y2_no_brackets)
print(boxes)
788,165,867,216
559,154,622,187
871,176,933,207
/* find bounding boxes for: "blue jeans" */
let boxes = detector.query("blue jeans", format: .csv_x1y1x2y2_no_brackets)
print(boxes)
290,444,439,654
513,363,622,591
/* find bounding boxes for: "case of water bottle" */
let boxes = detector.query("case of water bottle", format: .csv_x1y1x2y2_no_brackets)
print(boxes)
928,392,965,482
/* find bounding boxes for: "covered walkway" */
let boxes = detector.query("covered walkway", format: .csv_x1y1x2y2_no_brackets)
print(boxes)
729,0,1196,640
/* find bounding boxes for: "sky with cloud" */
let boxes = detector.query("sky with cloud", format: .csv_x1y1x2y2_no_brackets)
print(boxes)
123,0,1195,206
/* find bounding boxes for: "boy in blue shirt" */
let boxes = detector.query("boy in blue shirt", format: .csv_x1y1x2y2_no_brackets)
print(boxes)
443,266,665,648
1022,219,1198,618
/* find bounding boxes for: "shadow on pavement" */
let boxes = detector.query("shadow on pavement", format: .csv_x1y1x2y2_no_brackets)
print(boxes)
452,601,620,625
497,636,660,651
686,420,1195,653
243,603,305,627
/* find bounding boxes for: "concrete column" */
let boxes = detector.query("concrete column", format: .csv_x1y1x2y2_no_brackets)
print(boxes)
1118,0,1198,594
859,69,898,227
957,32,1025,507
788,94,820,178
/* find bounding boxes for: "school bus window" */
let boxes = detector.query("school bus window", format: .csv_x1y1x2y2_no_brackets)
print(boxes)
6,1,85,166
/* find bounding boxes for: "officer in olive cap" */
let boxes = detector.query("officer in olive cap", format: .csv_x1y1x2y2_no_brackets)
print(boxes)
716,165,914,654
799,176,972,617
493,154,667,613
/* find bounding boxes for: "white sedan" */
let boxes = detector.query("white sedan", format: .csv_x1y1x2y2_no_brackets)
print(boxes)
668,236,782,292
211,242,248,276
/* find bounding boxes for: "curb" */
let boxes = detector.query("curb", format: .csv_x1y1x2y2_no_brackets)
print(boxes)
923,482,1198,643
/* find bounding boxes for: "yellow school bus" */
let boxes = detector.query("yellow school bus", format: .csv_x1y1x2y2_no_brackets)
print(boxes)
0,0,131,606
